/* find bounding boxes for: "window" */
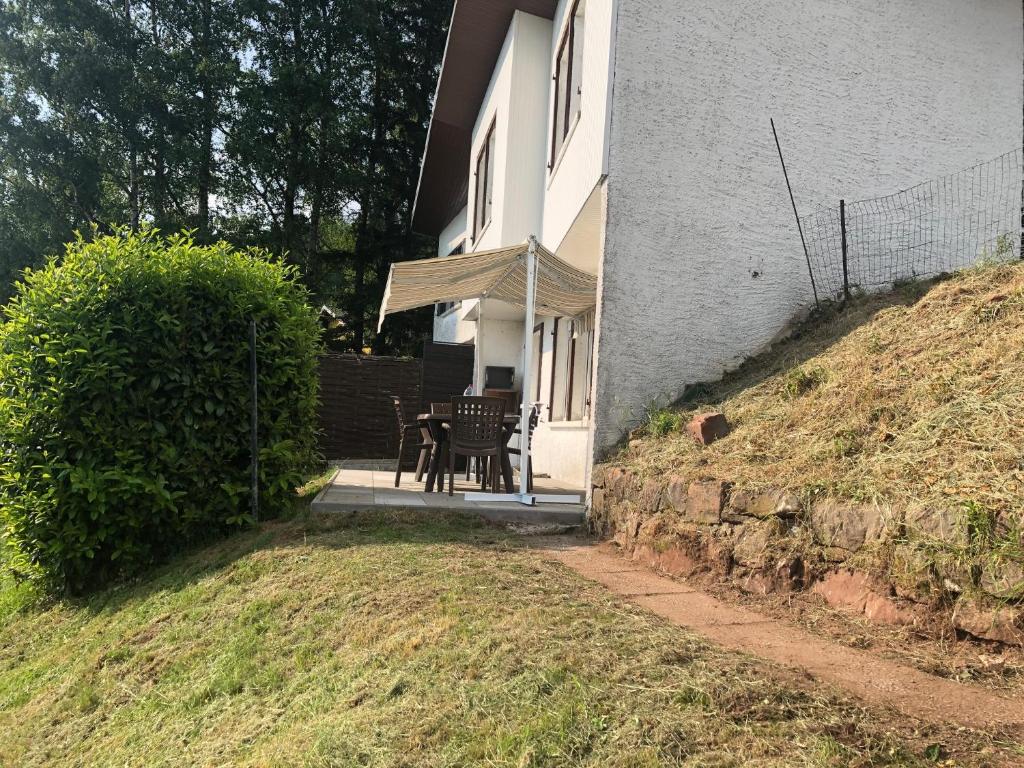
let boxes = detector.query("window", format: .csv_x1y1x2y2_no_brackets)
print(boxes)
473,120,496,240
551,0,584,166
554,318,594,422
567,322,593,421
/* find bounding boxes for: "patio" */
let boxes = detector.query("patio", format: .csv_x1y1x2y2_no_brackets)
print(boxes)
311,466,586,525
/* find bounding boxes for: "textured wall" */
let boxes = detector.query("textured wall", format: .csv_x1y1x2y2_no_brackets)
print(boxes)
593,0,1024,451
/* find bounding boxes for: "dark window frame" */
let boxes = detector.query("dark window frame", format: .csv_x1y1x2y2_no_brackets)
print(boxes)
550,0,582,168
473,119,496,241
532,322,544,403
565,321,577,421
547,319,559,419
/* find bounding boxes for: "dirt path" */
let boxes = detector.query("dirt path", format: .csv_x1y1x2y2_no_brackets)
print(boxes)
535,538,1024,738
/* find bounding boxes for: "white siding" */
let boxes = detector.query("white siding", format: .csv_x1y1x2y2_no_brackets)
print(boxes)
503,12,553,244
541,0,615,255
469,12,554,252
437,207,467,257
469,26,513,252
593,0,1024,451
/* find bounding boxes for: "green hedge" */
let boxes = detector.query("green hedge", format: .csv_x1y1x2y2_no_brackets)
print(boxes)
0,230,320,592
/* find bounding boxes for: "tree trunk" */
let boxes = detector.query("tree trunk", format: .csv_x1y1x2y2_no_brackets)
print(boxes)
350,203,369,352
282,0,306,254
150,0,166,221
125,0,140,230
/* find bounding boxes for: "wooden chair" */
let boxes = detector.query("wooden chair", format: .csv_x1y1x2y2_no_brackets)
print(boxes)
390,396,431,489
446,396,505,496
506,404,539,492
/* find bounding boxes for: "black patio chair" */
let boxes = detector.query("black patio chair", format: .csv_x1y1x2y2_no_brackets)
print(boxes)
390,395,431,488
446,396,505,496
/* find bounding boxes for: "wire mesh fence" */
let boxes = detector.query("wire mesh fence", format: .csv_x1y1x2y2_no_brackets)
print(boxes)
800,148,1023,302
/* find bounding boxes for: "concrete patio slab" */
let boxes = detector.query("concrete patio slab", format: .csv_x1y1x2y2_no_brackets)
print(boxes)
311,468,586,526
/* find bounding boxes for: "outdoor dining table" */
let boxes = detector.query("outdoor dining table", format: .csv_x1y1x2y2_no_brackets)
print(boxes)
418,412,521,493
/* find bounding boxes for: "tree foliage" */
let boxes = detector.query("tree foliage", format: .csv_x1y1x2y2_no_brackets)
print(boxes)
0,229,321,592
0,0,450,354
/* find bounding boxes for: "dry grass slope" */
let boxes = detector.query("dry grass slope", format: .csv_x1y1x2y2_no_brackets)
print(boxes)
1,512,1015,767
625,262,1024,571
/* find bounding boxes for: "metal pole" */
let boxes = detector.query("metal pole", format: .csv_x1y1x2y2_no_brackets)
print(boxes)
771,118,819,307
518,237,538,501
840,199,851,302
475,299,484,395
249,319,259,522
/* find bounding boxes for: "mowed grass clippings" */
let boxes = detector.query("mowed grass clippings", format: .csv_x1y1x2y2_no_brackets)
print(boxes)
0,512,1010,768
625,261,1024,528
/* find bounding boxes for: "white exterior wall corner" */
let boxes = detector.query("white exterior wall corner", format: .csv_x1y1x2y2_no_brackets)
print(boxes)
593,0,1024,452
542,0,617,251
504,12,553,244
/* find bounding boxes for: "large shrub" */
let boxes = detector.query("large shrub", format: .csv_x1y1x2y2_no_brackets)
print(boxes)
0,230,320,592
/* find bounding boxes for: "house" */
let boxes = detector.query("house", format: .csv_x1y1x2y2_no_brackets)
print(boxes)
410,0,1024,491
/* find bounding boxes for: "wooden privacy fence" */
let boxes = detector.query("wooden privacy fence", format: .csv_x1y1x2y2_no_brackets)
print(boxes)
318,342,475,461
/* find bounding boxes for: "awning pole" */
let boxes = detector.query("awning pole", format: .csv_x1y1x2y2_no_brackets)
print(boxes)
518,236,538,499
462,237,582,507
475,300,484,395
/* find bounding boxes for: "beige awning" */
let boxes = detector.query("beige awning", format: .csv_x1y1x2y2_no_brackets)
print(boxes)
377,240,597,331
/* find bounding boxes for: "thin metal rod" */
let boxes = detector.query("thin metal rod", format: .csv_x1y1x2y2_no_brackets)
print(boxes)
475,299,484,395
771,118,819,307
519,237,538,500
250,319,259,522
840,199,851,302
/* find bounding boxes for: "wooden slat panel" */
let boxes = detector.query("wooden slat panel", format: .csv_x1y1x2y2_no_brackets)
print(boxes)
317,345,475,463
317,354,423,461
420,341,476,414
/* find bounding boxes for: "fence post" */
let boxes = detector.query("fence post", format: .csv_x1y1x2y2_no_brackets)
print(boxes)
250,318,259,523
840,199,851,302
770,118,819,308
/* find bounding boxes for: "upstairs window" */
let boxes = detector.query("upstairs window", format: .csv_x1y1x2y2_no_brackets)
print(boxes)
473,120,496,240
551,0,584,166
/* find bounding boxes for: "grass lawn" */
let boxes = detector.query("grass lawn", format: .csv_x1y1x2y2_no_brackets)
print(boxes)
0,511,1011,767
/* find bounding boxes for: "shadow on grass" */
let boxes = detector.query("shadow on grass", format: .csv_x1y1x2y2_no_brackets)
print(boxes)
70,507,522,616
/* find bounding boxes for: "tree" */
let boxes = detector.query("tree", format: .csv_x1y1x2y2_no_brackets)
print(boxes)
0,0,452,353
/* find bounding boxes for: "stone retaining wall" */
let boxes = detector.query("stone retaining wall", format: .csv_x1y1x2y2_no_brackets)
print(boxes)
590,465,1023,647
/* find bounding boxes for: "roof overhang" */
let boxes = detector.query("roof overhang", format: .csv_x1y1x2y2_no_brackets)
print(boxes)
412,0,558,237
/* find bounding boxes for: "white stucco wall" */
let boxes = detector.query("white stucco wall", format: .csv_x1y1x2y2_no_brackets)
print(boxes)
479,313,526,390
592,0,1024,452
436,207,467,257
542,0,615,253
532,421,590,488
469,12,553,252
503,12,554,244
